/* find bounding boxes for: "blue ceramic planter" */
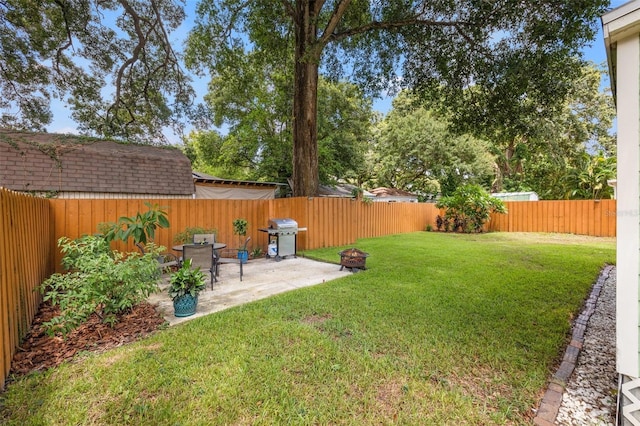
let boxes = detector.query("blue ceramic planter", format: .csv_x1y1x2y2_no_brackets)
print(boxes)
173,294,198,317
237,250,248,264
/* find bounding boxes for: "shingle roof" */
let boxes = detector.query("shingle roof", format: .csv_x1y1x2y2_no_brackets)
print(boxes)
0,129,194,195
369,187,418,198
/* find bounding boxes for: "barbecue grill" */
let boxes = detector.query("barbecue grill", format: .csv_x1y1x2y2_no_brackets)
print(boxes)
259,218,306,261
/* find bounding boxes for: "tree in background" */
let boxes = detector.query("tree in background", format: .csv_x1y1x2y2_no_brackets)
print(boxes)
424,62,616,199
185,76,374,186
372,92,494,199
564,152,616,200
0,0,193,143
187,0,608,196
436,184,506,233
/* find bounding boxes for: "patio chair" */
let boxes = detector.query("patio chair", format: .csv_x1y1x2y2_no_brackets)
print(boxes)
192,232,219,269
193,233,216,245
183,244,217,289
135,243,179,272
216,237,251,282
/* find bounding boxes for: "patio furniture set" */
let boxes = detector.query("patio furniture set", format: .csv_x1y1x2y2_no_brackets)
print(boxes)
171,233,249,289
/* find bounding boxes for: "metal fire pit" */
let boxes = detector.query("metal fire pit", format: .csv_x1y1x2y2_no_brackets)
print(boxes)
339,248,369,271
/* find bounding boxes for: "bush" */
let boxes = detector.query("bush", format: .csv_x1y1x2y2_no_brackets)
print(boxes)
39,235,163,336
436,184,507,233
172,226,218,244
100,202,169,246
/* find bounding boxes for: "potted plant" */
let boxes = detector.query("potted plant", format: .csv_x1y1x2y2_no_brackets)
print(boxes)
168,259,207,317
250,247,263,260
232,218,249,264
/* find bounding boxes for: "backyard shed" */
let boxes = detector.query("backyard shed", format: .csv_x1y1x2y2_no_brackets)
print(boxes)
491,192,539,201
193,172,283,200
603,1,640,423
0,130,194,199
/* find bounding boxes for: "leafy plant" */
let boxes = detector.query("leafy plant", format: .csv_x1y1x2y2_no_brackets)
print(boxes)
435,214,450,232
168,259,207,300
172,226,218,244
100,202,170,246
251,247,263,259
436,184,507,233
232,218,248,237
39,235,162,336
565,151,616,200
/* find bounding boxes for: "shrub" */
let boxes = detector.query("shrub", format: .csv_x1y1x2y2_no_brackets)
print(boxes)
39,235,163,336
100,202,169,246
436,184,507,233
172,226,218,244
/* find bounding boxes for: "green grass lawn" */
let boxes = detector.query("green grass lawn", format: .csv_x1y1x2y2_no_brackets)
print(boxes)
0,232,615,425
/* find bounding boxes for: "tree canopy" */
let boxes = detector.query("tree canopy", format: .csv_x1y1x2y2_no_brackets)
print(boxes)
187,0,609,196
186,77,374,186
0,0,193,143
372,92,494,199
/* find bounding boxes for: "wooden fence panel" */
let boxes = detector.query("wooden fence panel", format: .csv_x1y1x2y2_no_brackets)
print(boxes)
487,200,616,237
0,188,51,390
0,194,619,389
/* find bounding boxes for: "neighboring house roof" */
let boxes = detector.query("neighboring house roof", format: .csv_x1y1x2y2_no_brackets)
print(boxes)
318,183,374,199
369,187,419,202
193,171,285,200
0,129,194,197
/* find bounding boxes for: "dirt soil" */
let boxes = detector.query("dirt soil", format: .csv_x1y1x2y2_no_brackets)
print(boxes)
8,301,166,380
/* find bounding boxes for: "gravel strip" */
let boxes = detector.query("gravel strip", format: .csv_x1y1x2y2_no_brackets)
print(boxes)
555,268,618,425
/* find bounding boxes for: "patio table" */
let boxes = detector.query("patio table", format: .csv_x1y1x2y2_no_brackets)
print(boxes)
172,243,227,253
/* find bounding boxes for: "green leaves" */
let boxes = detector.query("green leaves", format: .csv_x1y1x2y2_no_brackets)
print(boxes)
565,152,616,200
101,202,170,246
39,235,162,336
0,0,192,142
168,259,207,300
373,92,494,198
436,184,506,233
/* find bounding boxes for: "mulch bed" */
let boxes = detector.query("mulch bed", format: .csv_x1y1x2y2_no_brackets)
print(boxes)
8,301,167,380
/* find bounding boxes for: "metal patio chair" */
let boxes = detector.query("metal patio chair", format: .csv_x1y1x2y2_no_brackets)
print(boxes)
216,237,251,282
182,244,217,289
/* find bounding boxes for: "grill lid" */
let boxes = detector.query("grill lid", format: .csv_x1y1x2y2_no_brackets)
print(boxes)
268,218,298,229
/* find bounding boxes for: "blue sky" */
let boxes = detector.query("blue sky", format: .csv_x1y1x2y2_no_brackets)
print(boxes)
47,1,629,140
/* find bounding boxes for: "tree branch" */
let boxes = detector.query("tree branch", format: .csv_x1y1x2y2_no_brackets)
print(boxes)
328,17,472,43
319,0,352,46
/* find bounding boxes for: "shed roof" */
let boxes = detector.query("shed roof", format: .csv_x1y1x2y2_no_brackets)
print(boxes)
192,171,283,188
0,129,194,195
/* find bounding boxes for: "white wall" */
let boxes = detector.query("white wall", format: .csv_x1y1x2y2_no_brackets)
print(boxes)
612,29,640,379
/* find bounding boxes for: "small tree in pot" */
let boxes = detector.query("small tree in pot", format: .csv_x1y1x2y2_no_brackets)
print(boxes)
232,218,249,263
168,259,207,317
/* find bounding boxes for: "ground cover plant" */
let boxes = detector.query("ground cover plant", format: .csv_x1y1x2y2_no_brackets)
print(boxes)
0,232,614,425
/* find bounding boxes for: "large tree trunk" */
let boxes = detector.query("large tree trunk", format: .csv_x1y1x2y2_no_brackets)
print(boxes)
292,1,320,197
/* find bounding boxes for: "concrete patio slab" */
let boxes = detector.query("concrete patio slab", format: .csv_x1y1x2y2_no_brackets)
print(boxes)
147,256,352,326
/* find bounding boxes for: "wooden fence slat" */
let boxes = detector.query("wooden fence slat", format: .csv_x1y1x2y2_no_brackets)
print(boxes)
0,189,51,390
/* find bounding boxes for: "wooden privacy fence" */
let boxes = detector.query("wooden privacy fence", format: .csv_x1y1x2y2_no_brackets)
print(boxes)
0,188,52,391
48,197,441,272
47,198,617,272
0,195,617,389
488,199,616,237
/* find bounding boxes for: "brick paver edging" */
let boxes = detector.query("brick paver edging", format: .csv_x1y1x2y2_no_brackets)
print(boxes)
533,264,614,426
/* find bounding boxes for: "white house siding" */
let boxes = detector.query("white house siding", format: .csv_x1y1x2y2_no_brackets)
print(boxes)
603,1,640,423
52,192,193,199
